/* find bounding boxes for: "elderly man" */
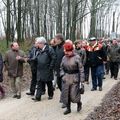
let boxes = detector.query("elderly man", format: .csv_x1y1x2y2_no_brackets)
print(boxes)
4,42,26,99
32,37,56,102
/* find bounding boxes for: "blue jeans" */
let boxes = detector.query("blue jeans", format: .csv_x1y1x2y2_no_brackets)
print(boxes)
91,65,104,89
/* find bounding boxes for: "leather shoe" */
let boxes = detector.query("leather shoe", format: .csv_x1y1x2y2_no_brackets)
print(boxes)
64,109,71,115
13,95,18,98
61,104,66,108
26,92,34,96
99,87,102,91
32,98,41,102
48,96,53,100
91,88,97,91
17,95,21,99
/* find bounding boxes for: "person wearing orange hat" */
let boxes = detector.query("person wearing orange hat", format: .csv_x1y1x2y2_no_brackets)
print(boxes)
60,42,84,115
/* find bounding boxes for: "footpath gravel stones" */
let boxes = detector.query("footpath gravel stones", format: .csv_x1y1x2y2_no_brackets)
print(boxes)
85,82,120,120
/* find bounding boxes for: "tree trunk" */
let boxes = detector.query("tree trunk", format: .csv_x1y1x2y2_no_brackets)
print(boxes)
17,0,22,42
89,0,97,37
6,0,11,47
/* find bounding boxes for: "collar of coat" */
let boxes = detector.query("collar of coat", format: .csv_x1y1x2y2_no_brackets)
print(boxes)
86,42,103,52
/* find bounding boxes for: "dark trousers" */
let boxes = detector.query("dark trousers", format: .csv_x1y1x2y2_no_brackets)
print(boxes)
0,85,5,96
110,62,119,78
30,71,37,94
84,65,90,82
91,65,104,89
105,61,110,74
36,81,54,99
57,76,62,91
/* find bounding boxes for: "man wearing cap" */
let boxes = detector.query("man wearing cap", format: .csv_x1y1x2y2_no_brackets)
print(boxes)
86,37,107,91
32,37,56,101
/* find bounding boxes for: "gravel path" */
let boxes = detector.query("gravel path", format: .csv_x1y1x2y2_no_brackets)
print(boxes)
0,73,119,120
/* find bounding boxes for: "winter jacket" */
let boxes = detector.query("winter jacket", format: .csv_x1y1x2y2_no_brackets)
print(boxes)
36,45,56,82
4,49,26,77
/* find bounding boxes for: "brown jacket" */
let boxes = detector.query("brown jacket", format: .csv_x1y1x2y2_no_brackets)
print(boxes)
4,49,26,77
60,53,84,104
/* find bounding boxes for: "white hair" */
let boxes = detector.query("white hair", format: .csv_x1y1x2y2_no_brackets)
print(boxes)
35,37,46,44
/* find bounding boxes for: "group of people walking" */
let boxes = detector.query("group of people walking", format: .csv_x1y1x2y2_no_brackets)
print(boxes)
0,34,120,115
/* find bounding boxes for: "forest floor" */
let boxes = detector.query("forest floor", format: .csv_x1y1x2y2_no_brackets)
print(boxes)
0,64,120,120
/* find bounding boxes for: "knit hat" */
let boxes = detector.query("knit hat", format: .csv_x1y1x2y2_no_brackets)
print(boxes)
63,42,74,51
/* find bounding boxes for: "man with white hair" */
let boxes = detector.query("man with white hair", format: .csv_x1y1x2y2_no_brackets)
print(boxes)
32,37,56,102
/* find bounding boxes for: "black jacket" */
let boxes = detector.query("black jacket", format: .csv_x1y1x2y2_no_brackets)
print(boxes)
86,45,107,67
54,43,64,77
28,46,38,72
36,45,56,81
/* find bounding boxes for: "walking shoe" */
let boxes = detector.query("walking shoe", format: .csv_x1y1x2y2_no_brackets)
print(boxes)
17,95,21,99
111,75,113,78
64,109,71,115
99,87,102,91
13,95,18,98
114,78,118,80
91,88,97,91
32,98,41,102
48,96,53,100
26,92,34,96
61,103,67,108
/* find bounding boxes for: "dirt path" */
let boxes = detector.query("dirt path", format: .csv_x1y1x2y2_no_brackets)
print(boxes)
0,74,119,120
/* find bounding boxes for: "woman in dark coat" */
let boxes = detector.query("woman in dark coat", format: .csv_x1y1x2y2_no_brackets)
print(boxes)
0,53,4,98
60,42,84,115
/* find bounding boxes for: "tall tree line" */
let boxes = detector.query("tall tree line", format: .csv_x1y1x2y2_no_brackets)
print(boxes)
0,0,119,46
